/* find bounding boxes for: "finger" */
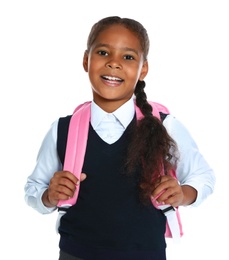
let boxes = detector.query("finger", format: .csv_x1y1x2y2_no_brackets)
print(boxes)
50,189,73,202
80,173,87,183
59,175,76,188
59,171,78,185
49,178,75,198
164,193,183,207
152,177,179,202
156,187,175,202
152,179,170,198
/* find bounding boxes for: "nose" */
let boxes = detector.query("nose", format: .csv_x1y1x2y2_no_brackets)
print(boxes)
106,60,122,70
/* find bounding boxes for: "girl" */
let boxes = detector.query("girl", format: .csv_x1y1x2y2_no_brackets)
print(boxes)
24,16,215,260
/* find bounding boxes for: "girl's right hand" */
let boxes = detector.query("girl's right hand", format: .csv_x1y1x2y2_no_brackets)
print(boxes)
42,171,87,207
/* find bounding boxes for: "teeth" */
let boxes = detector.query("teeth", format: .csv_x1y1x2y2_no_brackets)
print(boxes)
104,75,121,81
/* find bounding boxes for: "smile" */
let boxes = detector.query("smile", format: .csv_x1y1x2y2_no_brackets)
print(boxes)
101,75,124,82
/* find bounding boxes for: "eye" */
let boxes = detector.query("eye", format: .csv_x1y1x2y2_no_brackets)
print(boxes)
98,50,108,56
124,55,134,60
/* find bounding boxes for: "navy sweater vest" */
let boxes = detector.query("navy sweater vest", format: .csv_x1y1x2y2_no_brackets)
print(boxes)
57,116,166,259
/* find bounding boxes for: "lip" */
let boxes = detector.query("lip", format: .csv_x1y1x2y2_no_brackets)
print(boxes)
101,75,124,87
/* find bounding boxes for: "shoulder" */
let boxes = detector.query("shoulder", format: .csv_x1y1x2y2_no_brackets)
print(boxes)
163,115,198,147
149,101,170,114
147,100,170,121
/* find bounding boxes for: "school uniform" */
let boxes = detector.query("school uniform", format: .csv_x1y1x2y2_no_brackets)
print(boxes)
24,97,215,260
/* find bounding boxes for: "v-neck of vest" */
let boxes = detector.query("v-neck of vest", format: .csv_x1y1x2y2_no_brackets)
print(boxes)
89,116,136,148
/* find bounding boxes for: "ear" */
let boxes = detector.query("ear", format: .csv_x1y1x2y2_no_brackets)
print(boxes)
83,50,89,72
139,61,148,81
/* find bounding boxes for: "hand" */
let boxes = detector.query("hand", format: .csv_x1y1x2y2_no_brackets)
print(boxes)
151,175,197,207
151,175,184,207
42,171,87,207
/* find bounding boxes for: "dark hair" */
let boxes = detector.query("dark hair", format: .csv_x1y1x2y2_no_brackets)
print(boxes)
86,16,149,61
87,16,178,203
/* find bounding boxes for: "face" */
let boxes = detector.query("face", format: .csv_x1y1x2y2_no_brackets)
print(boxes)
83,24,148,112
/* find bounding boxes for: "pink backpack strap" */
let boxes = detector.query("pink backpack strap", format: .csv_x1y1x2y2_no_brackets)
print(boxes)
57,101,91,208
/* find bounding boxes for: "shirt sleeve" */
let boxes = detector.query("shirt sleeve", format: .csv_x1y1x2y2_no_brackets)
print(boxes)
24,119,62,214
163,115,216,207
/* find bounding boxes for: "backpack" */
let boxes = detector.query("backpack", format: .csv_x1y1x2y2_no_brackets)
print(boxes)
56,100,183,241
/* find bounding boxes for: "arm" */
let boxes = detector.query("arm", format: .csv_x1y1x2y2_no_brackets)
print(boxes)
181,185,197,206
24,120,61,214
24,119,87,213
152,115,215,207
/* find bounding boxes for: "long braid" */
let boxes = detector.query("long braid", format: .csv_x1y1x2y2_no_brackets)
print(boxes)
126,80,178,203
134,80,152,117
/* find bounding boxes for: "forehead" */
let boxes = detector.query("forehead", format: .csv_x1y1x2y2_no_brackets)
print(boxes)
93,24,142,50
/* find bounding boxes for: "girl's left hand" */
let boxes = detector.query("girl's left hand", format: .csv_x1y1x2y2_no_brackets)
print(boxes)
151,175,184,207
152,175,197,207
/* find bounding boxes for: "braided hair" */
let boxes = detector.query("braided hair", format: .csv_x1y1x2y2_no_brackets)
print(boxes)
86,16,178,203
129,80,178,202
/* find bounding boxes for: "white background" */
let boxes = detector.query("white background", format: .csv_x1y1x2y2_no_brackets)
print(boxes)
1,0,228,259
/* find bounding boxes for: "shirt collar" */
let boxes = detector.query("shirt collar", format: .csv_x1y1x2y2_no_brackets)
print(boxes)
91,97,135,129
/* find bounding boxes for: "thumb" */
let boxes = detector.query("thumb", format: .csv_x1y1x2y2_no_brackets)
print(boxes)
80,173,87,182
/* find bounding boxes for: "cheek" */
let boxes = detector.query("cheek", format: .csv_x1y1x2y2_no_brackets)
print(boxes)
126,66,143,82
87,58,101,74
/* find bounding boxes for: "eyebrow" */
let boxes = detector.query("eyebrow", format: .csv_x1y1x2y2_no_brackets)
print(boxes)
94,43,139,56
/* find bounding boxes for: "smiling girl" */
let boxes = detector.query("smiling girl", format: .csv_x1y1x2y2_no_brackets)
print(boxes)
24,16,215,260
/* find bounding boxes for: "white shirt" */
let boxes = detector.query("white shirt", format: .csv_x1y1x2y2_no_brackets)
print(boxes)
91,99,135,144
24,98,215,214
